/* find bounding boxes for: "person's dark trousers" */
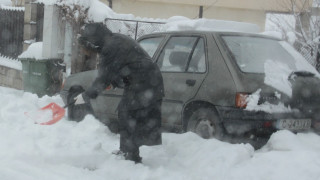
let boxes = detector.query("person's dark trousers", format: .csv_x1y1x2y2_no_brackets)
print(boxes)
118,100,162,163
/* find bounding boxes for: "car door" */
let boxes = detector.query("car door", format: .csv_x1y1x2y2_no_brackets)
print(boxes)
155,35,208,127
90,36,166,121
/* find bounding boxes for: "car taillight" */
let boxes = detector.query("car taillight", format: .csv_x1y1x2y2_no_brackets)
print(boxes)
263,121,272,128
105,85,112,90
235,92,249,108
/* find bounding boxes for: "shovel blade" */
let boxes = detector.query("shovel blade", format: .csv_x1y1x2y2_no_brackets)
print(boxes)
25,102,65,125
40,102,65,125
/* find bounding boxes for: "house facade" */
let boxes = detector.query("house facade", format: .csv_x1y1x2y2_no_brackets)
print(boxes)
100,0,312,30
12,0,313,30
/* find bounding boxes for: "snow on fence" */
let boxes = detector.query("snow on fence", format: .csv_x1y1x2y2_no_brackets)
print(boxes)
104,18,166,40
293,43,317,68
0,6,24,58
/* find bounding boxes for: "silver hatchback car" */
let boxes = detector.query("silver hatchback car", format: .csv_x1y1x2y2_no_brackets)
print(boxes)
60,31,320,142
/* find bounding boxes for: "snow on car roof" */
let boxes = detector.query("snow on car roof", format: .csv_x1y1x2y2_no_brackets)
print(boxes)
162,16,261,33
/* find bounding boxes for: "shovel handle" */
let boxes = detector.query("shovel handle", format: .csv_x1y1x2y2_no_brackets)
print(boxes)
63,101,75,109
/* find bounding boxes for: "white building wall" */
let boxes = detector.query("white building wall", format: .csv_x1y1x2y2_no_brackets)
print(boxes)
42,5,65,59
100,0,312,31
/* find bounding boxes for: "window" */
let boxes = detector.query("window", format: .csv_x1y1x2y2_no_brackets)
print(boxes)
188,38,206,73
221,36,298,73
157,36,206,73
139,37,164,58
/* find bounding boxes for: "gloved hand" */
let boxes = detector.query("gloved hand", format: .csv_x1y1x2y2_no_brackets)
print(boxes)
74,93,85,105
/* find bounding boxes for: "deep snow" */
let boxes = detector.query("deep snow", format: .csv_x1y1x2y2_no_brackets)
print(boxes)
1,1,320,179
0,86,320,180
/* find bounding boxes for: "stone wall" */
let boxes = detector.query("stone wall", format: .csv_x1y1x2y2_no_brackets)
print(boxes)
23,0,40,51
0,65,23,90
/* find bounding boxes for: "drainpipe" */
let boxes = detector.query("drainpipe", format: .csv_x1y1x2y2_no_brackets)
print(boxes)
108,0,112,9
64,22,72,76
199,6,203,18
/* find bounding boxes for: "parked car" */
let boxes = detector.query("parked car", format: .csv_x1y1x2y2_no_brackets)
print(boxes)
60,30,320,143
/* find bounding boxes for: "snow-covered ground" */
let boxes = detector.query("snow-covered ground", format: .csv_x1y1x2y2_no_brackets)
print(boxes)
0,86,320,180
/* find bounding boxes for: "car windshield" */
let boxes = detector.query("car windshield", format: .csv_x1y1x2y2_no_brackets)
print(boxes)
221,35,301,73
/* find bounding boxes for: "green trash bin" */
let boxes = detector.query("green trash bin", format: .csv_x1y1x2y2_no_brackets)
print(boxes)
20,58,65,97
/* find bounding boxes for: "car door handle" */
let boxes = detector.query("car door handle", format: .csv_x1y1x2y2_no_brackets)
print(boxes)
186,79,196,86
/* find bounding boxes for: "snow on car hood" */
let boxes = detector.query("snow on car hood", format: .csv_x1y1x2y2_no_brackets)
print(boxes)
264,41,320,98
264,59,293,97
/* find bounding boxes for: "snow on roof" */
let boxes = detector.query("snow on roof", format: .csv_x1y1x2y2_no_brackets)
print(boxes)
0,5,24,11
0,55,22,70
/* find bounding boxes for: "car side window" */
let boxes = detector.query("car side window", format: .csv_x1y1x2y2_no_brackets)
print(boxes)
139,37,164,60
188,38,206,73
157,36,198,72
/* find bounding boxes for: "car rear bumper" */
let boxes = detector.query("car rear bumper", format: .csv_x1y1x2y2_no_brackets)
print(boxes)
216,106,314,136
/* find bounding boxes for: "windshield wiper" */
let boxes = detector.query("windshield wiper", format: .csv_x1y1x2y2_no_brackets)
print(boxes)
288,71,315,80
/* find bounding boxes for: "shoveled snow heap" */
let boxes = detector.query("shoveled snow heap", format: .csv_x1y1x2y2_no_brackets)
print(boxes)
0,86,320,180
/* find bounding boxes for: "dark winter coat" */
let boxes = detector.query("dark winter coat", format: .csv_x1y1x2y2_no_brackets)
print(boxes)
79,23,164,146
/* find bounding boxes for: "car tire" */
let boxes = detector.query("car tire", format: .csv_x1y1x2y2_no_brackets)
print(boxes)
187,108,224,140
67,86,92,122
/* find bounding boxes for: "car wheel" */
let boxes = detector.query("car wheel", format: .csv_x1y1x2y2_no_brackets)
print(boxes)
187,108,224,139
67,86,92,121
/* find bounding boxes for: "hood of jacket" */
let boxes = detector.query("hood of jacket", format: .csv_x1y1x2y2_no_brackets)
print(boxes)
79,23,112,52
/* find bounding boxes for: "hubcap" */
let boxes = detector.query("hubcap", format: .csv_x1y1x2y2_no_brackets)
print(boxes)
195,119,215,139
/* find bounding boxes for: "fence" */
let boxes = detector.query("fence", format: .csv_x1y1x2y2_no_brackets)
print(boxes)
104,18,166,40
0,6,24,58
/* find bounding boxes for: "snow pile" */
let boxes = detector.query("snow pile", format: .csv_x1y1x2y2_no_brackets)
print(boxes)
264,59,293,97
36,0,152,22
280,41,320,77
86,0,134,22
262,42,320,99
0,55,22,70
228,130,320,180
286,31,297,45
164,16,261,33
260,31,283,39
245,89,292,113
18,42,45,60
0,86,320,179
25,109,54,124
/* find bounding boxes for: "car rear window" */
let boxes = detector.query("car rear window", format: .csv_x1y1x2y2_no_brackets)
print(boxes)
221,35,298,73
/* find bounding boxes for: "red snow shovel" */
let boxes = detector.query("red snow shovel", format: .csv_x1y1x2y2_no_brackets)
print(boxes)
25,102,66,125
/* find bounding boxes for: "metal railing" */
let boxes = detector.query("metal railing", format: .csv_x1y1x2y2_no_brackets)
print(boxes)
104,18,166,40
